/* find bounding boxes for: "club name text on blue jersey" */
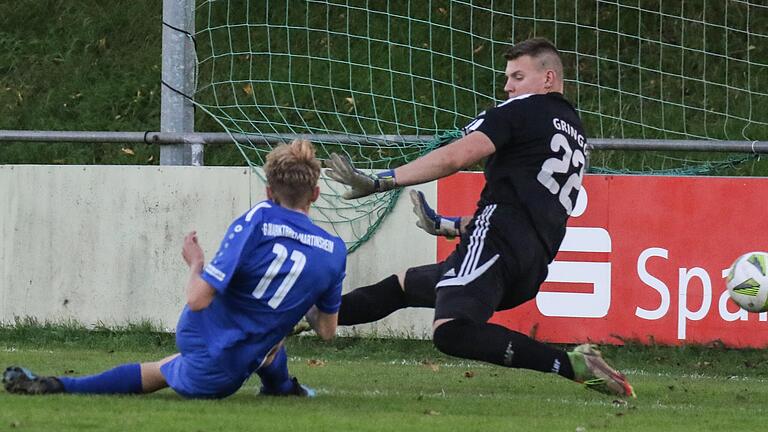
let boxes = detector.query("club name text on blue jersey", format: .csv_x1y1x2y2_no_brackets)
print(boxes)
261,222,335,253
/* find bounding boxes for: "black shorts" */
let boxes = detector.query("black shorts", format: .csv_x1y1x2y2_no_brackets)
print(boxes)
404,204,552,323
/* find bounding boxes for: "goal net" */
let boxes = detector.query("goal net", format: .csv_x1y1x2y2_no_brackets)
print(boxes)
192,0,767,250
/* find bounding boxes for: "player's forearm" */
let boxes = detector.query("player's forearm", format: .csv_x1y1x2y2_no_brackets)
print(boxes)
393,146,463,186
393,132,496,186
185,263,215,311
305,306,337,341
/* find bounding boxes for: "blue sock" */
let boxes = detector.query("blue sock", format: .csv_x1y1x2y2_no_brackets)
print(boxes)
58,363,143,394
257,347,293,394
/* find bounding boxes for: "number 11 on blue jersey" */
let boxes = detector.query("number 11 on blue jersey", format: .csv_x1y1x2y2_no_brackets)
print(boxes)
252,242,307,309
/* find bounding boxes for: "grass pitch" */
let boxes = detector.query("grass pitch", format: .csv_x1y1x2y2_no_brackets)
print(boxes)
1,324,767,431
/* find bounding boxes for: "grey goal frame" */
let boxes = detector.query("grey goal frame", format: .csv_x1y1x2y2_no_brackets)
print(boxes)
0,130,766,155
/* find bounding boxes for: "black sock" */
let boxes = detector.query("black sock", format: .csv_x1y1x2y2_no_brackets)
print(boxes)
338,275,406,325
433,319,574,379
402,267,437,308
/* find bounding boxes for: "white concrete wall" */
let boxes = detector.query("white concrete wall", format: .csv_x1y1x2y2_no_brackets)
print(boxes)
0,165,435,336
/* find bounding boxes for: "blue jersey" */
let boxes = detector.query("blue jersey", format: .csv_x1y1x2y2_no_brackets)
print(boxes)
177,200,346,378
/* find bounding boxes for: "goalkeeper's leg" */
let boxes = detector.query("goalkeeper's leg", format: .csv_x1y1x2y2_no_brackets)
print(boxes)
337,261,446,325
430,278,635,398
432,318,634,397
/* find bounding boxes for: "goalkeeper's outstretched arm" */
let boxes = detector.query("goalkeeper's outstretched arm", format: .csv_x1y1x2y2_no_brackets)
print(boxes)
325,131,495,200
394,131,495,186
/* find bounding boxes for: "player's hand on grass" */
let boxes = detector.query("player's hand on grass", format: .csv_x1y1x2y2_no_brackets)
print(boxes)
409,189,462,238
325,153,397,199
182,231,205,268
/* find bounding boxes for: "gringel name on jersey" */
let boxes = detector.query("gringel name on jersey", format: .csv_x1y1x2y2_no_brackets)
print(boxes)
552,118,585,147
262,223,335,253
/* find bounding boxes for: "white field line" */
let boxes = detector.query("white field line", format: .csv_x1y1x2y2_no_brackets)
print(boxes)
2,347,54,353
280,387,707,412
291,356,768,382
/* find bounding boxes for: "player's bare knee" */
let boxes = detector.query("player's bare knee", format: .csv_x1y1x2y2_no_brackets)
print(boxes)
262,341,285,367
140,360,171,393
396,271,406,291
432,318,453,333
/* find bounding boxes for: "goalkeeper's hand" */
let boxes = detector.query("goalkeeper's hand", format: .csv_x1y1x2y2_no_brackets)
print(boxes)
325,153,397,199
409,189,462,238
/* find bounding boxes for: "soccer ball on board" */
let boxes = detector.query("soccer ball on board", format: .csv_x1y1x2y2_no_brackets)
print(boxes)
726,251,768,313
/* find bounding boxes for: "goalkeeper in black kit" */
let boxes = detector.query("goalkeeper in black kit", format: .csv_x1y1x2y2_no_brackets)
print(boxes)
325,37,635,398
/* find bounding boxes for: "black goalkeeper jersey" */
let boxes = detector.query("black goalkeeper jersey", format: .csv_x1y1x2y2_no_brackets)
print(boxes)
463,92,587,258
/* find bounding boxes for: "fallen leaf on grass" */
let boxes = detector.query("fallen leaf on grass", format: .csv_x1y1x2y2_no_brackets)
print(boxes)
421,360,439,372
307,359,325,367
121,147,135,156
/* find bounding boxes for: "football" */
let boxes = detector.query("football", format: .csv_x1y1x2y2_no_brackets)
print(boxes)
726,251,768,313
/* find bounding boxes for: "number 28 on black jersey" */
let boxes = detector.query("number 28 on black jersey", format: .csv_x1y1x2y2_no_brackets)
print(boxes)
462,92,588,254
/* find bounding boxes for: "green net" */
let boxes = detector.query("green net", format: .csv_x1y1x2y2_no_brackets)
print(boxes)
192,0,768,251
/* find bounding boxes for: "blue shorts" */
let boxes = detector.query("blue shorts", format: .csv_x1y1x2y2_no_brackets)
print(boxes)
160,333,248,399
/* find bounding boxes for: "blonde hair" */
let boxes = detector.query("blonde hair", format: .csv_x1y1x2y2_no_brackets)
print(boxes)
264,139,321,208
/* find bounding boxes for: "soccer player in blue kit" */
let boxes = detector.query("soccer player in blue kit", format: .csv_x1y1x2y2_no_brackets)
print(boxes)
3,139,346,398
